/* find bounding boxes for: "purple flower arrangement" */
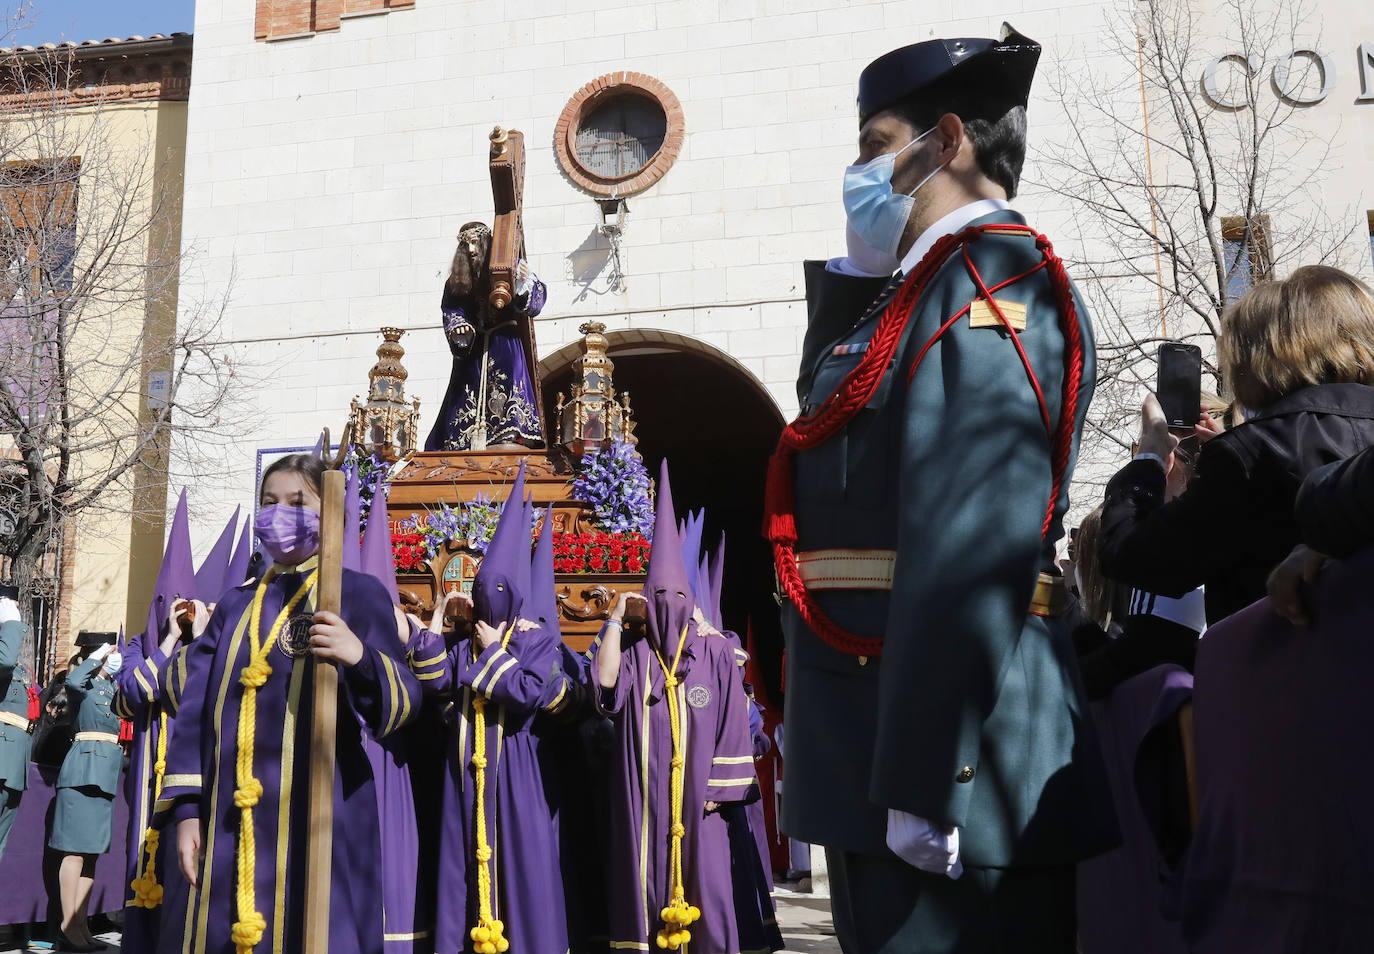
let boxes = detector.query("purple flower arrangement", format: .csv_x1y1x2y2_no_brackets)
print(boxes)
573,442,655,539
398,493,501,560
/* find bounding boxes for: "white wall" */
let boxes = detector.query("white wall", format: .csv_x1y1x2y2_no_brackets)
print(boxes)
174,0,1374,547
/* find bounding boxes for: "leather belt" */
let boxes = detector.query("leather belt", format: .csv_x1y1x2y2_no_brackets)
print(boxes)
74,731,119,744
795,550,1066,617
0,710,30,732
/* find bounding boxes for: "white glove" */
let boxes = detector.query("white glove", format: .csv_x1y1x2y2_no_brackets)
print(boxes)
886,810,963,879
91,641,114,660
0,597,19,625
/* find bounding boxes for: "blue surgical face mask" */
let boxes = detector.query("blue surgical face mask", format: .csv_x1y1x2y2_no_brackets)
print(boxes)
842,127,951,258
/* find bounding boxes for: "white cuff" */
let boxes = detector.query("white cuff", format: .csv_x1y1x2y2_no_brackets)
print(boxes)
1134,452,1167,470
885,809,963,879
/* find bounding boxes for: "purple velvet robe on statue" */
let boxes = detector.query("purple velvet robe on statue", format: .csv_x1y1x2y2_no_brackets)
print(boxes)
424,281,547,451
160,564,421,954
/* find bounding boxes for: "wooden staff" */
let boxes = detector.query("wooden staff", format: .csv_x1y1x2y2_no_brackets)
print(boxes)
304,426,350,954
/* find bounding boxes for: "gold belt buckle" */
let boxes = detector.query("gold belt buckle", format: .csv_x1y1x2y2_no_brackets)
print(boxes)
1029,572,1066,618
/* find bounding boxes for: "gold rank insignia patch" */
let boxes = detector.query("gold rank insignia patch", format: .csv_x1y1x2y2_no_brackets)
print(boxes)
969,298,1027,331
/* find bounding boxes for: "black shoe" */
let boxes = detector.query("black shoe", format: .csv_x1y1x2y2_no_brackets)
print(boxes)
56,930,106,952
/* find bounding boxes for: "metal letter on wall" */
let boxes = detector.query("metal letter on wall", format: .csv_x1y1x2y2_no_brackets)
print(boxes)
1271,48,1335,105
1358,42,1374,102
1202,53,1263,110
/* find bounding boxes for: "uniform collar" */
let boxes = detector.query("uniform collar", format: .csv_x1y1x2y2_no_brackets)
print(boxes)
898,198,1013,276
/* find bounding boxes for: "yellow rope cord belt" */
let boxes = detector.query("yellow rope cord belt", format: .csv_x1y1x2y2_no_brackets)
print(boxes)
130,709,170,907
653,624,700,951
469,622,514,954
232,566,319,954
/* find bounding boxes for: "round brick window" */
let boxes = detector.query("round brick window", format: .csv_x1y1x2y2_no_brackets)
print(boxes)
555,72,685,197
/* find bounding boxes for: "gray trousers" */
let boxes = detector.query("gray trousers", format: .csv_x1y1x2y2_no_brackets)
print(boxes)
827,848,1076,954
0,786,19,861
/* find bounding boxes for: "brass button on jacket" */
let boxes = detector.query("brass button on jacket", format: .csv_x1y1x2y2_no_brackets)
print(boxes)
956,766,975,784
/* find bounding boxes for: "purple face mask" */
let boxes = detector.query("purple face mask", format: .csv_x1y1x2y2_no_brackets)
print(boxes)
254,504,320,566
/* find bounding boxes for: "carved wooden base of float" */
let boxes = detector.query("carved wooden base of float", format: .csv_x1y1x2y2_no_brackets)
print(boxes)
388,449,646,653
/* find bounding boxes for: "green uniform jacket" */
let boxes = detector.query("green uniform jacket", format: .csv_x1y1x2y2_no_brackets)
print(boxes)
781,209,1118,868
0,619,32,792
57,654,123,796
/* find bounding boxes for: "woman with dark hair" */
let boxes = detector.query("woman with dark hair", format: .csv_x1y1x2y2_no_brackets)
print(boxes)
425,222,547,451
49,640,122,952
163,453,421,954
1100,265,1374,624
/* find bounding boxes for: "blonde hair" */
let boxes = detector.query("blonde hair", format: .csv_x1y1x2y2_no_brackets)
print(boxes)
1219,265,1374,410
1074,505,1129,630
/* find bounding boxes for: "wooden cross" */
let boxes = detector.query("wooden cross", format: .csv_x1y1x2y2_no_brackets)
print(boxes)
487,125,546,445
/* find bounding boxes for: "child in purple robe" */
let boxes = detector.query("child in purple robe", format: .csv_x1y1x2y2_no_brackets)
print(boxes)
594,461,756,954
161,453,421,954
405,465,568,954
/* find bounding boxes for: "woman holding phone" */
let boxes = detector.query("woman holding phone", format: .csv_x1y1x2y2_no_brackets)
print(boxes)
1098,265,1374,623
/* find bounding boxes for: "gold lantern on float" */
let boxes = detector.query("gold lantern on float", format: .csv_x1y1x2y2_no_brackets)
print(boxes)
348,327,422,461
555,321,637,455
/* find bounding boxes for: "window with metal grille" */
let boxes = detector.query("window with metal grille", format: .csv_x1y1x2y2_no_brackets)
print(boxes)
1221,215,1272,303
573,95,667,181
1366,211,1373,272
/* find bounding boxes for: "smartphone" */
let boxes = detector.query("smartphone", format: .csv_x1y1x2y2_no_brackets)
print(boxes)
1156,343,1202,429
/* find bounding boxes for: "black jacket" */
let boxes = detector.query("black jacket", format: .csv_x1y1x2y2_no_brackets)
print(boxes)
1099,383,1374,623
1295,444,1374,557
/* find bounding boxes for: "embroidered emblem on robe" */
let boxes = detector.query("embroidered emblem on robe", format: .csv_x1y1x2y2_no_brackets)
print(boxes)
687,685,711,709
277,614,315,659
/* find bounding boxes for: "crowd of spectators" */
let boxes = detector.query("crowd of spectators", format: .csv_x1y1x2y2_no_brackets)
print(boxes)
1063,264,1374,952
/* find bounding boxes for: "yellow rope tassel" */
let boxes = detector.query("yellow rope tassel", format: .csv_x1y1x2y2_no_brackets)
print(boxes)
231,567,318,954
131,710,170,908
469,623,513,954
654,625,700,951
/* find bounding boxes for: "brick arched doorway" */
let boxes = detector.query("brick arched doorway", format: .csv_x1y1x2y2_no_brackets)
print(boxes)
540,329,786,705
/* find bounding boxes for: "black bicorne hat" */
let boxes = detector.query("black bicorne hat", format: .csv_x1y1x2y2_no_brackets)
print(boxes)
857,23,1041,127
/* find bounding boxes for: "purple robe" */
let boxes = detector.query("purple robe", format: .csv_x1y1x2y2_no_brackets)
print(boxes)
718,631,782,954
408,622,568,954
1168,547,1374,952
160,564,421,954
596,623,755,954
1075,665,1193,954
112,632,191,954
360,721,431,954
424,282,546,451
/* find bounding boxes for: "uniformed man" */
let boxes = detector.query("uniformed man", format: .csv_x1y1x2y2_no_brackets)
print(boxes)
0,595,32,861
765,25,1118,952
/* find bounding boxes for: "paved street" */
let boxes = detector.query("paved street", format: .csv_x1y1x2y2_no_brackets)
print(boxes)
0,887,839,953
776,885,841,953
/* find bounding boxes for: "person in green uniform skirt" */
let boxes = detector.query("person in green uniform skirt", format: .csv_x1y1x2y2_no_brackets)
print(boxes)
0,594,32,861
50,637,124,952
